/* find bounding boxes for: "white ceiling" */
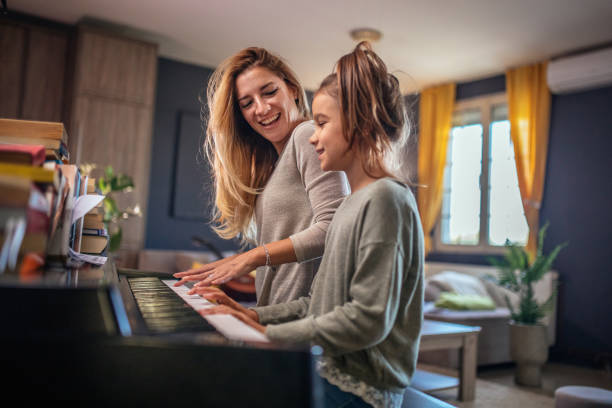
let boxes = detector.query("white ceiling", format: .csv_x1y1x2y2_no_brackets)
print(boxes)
11,0,612,93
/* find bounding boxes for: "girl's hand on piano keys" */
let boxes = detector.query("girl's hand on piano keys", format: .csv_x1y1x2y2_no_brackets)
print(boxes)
200,305,265,334
188,286,259,323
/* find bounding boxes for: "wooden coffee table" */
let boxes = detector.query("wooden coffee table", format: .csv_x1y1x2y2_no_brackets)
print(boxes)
412,319,481,401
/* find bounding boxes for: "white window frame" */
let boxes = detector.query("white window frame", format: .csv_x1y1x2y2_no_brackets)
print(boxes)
433,92,522,255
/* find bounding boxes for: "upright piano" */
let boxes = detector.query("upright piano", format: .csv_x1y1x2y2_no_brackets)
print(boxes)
0,259,323,407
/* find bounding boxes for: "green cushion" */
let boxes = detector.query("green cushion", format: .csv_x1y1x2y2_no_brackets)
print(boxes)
434,292,496,310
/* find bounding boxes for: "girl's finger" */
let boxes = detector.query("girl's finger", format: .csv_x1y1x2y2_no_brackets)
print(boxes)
199,305,231,316
195,287,222,295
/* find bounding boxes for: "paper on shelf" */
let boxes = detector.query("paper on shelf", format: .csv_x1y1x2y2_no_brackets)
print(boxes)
68,247,107,266
71,194,105,224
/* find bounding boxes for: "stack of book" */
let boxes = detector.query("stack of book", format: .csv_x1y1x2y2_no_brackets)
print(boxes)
0,118,69,163
0,123,66,276
0,118,107,277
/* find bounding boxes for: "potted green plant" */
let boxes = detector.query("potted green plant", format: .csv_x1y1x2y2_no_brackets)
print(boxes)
80,164,141,253
96,165,142,253
488,222,567,387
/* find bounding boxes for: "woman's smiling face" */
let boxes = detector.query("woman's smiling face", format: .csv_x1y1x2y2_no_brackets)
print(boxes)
235,66,300,153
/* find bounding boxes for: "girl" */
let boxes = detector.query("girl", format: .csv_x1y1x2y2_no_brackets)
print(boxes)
196,42,425,408
174,47,349,306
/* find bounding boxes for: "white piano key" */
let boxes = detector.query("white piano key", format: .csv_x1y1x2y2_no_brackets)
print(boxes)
161,279,269,343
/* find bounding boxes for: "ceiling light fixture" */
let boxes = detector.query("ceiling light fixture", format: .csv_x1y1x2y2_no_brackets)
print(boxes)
349,28,382,43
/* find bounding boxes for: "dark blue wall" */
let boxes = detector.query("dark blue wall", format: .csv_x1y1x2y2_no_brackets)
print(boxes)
145,57,241,252
541,85,612,361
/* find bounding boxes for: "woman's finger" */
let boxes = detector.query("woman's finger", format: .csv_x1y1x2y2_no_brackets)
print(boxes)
173,264,214,278
210,272,232,285
201,271,224,286
184,270,216,281
193,278,215,288
173,270,215,286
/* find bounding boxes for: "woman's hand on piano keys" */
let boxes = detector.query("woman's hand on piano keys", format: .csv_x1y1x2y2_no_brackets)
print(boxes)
199,305,266,334
188,286,259,323
173,252,254,287
172,255,235,286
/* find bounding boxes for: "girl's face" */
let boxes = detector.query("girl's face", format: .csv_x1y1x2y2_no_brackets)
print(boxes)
235,66,300,153
310,92,353,172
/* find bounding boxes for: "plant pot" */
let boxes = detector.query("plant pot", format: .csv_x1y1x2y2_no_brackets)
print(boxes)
509,321,549,387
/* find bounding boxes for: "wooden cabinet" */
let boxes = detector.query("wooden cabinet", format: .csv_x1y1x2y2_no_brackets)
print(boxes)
0,24,26,118
73,30,157,105
0,22,68,122
22,28,69,121
69,26,158,266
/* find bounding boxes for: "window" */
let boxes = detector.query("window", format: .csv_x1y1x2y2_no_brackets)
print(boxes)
434,93,528,254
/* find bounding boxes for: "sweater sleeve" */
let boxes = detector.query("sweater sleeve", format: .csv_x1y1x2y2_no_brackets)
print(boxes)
289,122,349,263
266,241,406,353
253,296,311,325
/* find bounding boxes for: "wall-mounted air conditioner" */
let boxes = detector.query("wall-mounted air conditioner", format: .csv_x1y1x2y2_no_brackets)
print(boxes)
547,46,612,94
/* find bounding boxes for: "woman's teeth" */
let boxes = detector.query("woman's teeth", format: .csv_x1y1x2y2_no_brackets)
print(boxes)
260,113,280,126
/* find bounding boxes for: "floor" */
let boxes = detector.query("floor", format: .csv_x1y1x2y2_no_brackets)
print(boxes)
428,361,612,408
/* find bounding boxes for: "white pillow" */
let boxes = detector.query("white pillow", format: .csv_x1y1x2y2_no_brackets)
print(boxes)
427,270,490,298
480,276,520,310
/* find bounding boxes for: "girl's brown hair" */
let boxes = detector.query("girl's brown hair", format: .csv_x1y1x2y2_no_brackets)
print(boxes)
203,47,309,244
316,41,410,180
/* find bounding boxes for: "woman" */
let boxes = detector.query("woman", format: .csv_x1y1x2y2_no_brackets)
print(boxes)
174,47,349,306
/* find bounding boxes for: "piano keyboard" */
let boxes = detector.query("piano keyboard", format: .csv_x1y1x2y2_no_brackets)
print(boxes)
127,276,269,343
127,277,215,334
162,279,269,343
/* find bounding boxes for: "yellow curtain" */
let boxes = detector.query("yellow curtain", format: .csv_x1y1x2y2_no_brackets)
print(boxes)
506,62,551,258
417,83,456,254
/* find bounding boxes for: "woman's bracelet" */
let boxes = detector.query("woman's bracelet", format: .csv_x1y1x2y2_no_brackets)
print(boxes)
263,244,271,267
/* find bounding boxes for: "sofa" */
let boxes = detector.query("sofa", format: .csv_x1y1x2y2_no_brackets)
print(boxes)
419,262,558,368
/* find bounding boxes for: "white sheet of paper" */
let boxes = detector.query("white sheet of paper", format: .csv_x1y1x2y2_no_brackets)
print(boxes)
68,247,107,265
162,279,269,343
72,194,105,224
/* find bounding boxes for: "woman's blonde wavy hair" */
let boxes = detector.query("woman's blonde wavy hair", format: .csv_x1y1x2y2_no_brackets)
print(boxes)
203,47,310,245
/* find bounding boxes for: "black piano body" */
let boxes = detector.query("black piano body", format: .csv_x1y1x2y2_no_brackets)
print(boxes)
0,261,323,407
